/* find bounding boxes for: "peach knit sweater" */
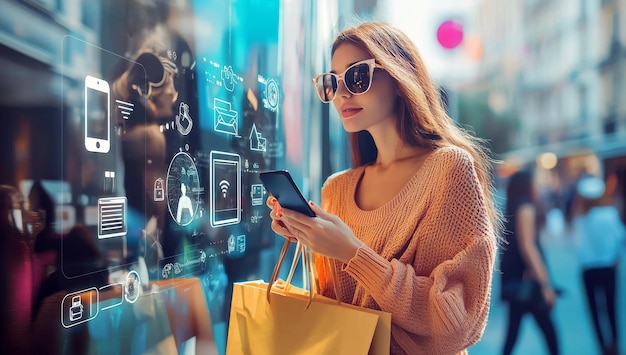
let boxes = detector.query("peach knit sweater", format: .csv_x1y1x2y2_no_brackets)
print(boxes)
317,146,496,355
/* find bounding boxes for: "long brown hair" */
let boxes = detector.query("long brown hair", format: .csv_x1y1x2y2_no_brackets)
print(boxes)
332,22,500,229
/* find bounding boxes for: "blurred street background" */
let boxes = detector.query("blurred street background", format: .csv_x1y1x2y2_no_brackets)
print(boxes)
383,1,626,353
472,232,626,354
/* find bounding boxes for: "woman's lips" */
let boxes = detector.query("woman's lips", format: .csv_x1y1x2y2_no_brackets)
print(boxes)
341,107,362,118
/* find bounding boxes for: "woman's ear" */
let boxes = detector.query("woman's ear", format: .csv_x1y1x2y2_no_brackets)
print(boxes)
394,92,403,113
394,80,403,97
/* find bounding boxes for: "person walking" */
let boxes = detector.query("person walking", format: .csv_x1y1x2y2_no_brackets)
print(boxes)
573,175,626,355
500,170,560,355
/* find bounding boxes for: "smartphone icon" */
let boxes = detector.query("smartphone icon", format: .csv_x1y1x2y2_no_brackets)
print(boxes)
84,75,110,153
259,170,316,217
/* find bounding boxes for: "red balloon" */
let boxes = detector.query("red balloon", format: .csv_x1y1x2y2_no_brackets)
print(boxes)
437,20,464,49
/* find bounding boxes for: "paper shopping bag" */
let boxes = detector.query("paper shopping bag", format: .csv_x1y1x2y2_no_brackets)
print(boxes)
309,288,391,355
226,280,391,355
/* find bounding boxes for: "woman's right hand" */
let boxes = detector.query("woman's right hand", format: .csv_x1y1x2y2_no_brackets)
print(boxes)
541,284,557,310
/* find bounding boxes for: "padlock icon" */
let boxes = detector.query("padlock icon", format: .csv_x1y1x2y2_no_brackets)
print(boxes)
154,178,164,201
69,295,83,321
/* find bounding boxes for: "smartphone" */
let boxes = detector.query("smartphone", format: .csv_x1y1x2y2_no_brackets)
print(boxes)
84,75,111,153
259,170,316,217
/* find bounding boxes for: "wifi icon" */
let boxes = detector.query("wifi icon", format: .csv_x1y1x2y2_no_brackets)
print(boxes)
116,99,134,120
219,180,230,198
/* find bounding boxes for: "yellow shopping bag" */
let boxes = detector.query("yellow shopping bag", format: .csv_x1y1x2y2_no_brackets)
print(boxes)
226,280,390,355
226,241,391,355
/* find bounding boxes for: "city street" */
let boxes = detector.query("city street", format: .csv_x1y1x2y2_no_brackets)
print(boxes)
470,231,626,355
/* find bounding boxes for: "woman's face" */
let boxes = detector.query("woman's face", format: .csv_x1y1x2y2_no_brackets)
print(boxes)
331,43,398,133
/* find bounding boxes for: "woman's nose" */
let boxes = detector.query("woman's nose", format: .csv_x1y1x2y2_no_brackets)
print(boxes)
336,79,352,99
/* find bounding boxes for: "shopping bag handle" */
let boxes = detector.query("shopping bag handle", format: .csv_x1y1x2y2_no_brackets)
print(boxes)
302,245,315,309
326,255,343,304
266,240,316,310
284,241,304,289
267,239,291,303
266,241,343,310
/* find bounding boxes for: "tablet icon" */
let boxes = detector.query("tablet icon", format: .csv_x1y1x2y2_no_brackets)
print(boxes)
210,151,241,227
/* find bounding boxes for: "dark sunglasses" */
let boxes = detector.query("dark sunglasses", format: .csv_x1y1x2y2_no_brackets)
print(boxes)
312,58,384,103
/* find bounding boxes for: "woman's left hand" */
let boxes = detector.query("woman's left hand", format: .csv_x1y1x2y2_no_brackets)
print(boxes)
276,201,363,263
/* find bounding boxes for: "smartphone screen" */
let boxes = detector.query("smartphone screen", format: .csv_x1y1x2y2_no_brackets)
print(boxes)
259,170,316,217
84,75,111,153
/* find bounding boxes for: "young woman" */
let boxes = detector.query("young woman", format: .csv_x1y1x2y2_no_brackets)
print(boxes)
267,22,499,354
499,170,559,355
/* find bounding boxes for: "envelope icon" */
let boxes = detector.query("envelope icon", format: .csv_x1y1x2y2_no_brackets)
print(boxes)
214,98,239,136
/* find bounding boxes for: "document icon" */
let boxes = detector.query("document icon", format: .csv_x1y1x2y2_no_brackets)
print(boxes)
214,98,239,136
97,197,127,239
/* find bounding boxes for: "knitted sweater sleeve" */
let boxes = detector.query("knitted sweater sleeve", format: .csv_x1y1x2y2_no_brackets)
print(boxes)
343,148,496,350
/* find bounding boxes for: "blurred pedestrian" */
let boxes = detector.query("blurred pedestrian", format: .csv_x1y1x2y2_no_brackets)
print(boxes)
28,180,58,254
0,185,34,354
27,181,61,312
500,170,559,355
573,175,626,355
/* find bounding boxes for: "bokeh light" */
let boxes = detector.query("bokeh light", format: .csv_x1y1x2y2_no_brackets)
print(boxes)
436,19,464,49
463,33,483,61
537,152,558,170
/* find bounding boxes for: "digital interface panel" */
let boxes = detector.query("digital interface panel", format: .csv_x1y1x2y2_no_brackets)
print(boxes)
0,0,284,353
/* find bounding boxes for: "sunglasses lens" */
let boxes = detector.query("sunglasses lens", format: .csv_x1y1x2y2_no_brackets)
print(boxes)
315,74,337,102
345,63,372,94
313,60,377,102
